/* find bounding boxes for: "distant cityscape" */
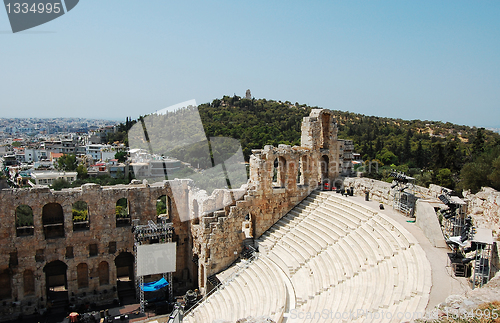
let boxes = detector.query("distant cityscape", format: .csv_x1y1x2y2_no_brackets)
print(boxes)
0,117,184,189
0,117,119,138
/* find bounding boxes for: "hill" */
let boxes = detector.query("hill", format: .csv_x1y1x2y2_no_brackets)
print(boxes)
111,95,500,193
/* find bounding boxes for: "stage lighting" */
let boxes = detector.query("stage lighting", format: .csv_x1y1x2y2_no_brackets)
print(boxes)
448,236,468,247
464,242,478,253
461,257,474,264
438,194,451,205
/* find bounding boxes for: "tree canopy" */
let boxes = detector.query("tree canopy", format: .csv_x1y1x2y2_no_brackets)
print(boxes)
56,154,78,172
113,95,500,193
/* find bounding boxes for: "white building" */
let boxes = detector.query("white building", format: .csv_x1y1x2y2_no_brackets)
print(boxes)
24,149,49,163
30,171,78,186
86,144,125,162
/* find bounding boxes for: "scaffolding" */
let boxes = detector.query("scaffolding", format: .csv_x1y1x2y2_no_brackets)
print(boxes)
470,228,494,289
439,193,468,240
390,171,417,217
133,218,175,313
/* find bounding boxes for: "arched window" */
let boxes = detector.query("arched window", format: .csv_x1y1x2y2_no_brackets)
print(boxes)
116,198,130,227
0,271,12,300
156,195,172,222
77,263,89,289
321,113,331,149
115,252,134,281
191,199,199,225
272,158,278,184
44,260,68,293
320,155,329,181
272,157,287,188
42,203,65,239
98,261,109,286
299,155,309,185
23,269,35,295
16,205,34,236
72,201,89,231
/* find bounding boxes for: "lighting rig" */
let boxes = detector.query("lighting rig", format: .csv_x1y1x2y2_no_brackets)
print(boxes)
438,191,469,239
132,219,175,313
438,194,459,220
438,191,491,284
444,220,493,288
390,170,416,216
132,220,173,243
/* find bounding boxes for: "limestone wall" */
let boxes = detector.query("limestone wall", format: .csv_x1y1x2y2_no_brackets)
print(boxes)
189,109,346,293
0,181,193,321
415,199,448,248
189,144,318,293
343,177,452,202
464,187,500,238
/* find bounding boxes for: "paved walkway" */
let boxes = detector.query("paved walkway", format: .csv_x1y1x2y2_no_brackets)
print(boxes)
347,194,472,310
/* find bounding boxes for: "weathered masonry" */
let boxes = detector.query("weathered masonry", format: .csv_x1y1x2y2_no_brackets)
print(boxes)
0,109,353,320
185,109,354,292
0,181,195,320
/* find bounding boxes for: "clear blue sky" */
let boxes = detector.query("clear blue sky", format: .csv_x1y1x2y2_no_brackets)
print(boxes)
1,1,499,127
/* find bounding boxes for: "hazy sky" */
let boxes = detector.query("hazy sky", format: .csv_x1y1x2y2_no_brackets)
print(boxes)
1,1,499,127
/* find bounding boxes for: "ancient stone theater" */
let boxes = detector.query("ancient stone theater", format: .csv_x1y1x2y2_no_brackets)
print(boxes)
1,109,498,322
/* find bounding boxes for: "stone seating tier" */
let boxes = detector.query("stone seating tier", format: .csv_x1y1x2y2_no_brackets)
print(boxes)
185,190,431,323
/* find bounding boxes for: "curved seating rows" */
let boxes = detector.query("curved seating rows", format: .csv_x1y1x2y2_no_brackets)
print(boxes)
185,190,431,323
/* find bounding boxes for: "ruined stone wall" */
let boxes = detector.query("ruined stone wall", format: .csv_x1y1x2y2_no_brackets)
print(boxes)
189,109,345,293
0,181,194,321
343,177,451,203
188,144,319,293
464,187,500,238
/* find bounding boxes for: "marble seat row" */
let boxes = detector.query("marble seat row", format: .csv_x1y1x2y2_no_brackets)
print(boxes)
257,195,322,253
184,255,288,323
281,192,431,322
186,190,431,323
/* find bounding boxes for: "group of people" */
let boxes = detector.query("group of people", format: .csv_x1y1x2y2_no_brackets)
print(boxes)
320,182,354,196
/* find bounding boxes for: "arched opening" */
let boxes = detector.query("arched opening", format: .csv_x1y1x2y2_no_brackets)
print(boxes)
42,203,65,239
115,252,135,303
77,263,89,289
199,264,205,289
191,199,199,225
72,201,89,231
272,158,278,184
156,195,171,222
43,260,68,307
242,213,253,239
98,261,109,286
272,157,287,188
0,270,12,300
116,198,131,227
16,204,34,236
320,155,329,181
299,155,309,185
23,269,35,295
321,113,331,149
